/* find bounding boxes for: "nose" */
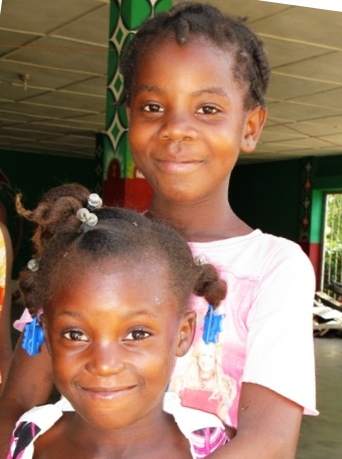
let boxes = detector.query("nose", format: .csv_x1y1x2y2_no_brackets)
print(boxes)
85,341,125,376
159,111,198,143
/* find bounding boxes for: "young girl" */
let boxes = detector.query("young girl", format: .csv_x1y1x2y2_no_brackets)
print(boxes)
0,3,317,458
7,183,228,459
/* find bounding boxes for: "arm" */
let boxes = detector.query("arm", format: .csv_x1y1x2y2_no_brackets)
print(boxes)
207,382,302,459
0,222,13,393
0,338,53,459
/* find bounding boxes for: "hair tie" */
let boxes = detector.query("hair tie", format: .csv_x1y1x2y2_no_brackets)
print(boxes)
202,304,224,344
194,254,209,266
77,208,98,232
22,316,45,356
76,193,102,232
27,259,39,272
87,193,102,211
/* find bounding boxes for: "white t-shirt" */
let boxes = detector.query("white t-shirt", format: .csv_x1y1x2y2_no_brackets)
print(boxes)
170,229,317,428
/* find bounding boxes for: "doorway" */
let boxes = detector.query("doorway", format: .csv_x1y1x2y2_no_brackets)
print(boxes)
321,193,342,295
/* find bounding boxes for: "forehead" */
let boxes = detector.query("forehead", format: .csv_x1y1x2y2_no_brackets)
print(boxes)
133,36,245,101
141,36,229,72
48,255,178,313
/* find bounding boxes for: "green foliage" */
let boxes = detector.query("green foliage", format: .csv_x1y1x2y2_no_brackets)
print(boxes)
323,194,342,293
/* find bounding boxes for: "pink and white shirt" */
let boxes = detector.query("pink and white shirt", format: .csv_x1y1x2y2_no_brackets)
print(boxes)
170,230,318,428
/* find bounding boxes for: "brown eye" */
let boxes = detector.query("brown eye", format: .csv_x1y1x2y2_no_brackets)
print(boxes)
125,330,150,341
63,330,88,342
143,103,163,113
198,105,220,115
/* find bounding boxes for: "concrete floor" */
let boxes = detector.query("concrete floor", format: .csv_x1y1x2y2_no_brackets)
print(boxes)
297,337,342,459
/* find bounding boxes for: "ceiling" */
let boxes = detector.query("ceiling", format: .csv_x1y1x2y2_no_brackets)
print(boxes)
0,0,342,164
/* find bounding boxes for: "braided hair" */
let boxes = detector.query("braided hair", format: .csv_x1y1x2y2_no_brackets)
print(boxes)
17,184,227,317
120,2,270,110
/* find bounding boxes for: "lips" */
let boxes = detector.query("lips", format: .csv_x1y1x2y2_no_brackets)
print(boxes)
77,384,136,400
154,155,204,173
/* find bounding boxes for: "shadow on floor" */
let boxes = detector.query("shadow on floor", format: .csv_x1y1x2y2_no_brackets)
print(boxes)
297,337,342,459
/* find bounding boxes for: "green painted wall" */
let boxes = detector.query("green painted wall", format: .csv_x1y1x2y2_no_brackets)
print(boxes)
0,150,96,277
229,159,302,242
230,154,342,245
312,155,342,191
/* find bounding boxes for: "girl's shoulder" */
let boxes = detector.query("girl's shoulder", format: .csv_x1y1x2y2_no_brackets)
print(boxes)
190,229,311,279
8,399,71,459
191,229,302,252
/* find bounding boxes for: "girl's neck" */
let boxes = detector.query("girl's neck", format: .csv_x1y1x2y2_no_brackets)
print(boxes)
54,410,191,459
148,195,253,243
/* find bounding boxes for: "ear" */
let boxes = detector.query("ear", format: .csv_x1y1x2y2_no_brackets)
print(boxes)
40,313,51,356
240,106,268,153
175,310,196,357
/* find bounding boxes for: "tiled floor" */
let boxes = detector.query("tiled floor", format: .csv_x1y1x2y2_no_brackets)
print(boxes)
297,337,342,459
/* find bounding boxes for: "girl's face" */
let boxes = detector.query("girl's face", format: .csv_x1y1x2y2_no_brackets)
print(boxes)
127,37,265,205
42,258,195,432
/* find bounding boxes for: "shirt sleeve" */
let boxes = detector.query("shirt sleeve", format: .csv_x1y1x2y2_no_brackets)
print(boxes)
242,243,318,415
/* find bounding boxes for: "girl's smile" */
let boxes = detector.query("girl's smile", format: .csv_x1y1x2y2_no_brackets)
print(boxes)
75,383,137,400
155,156,204,174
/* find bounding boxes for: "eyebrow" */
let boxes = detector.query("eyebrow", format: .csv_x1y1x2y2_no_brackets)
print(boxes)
135,84,230,100
193,87,230,99
56,309,160,320
124,309,160,320
135,84,164,95
56,311,82,318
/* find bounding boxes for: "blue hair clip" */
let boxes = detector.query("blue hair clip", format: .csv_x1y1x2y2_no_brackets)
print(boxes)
202,305,224,344
22,316,45,356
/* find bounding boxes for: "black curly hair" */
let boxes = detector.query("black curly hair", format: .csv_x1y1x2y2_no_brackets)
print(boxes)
120,1,270,110
17,183,227,317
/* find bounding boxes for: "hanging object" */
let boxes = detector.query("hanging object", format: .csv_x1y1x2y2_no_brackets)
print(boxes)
19,73,30,91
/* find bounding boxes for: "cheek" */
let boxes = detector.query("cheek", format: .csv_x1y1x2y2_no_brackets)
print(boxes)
142,342,178,387
128,131,143,162
129,118,155,148
49,342,83,381
51,362,73,396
